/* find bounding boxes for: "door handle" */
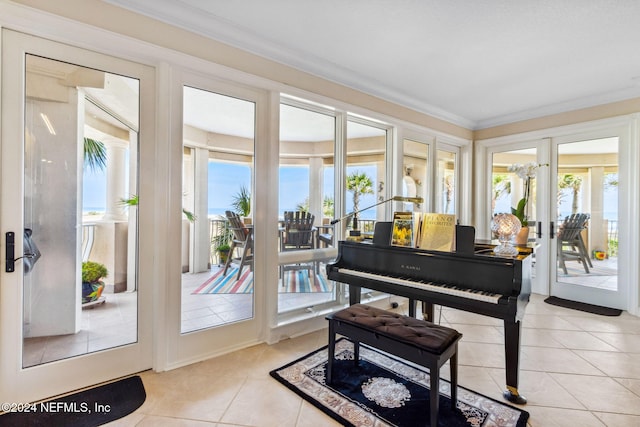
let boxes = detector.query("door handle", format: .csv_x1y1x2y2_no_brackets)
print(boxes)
5,231,38,273
537,221,542,238
6,231,15,272
550,222,555,239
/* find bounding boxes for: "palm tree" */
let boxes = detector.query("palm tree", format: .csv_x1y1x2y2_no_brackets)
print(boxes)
295,198,309,213
492,173,511,212
346,171,373,227
294,196,334,217
323,195,334,218
558,174,583,214
231,185,251,217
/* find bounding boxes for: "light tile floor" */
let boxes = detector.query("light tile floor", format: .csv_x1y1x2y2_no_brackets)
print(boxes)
110,292,640,427
23,291,138,367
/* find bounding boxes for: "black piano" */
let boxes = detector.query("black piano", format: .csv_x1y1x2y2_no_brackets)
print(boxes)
327,239,532,404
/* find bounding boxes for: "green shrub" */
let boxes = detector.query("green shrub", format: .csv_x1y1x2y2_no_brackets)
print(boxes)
216,244,231,252
82,261,108,283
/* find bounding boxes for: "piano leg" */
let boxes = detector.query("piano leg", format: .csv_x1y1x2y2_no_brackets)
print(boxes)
349,285,362,305
503,320,527,404
421,301,434,322
408,299,417,317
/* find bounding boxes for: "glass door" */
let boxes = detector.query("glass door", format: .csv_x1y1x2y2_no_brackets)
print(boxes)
181,86,256,332
1,30,152,403
483,127,627,307
550,136,623,309
345,118,389,302
436,147,458,215
402,138,430,213
277,101,338,315
486,141,547,295
167,73,264,365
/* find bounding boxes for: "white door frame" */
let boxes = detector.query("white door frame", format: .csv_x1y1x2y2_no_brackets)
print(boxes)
549,126,631,310
161,68,267,370
0,30,154,402
475,138,550,296
476,115,639,315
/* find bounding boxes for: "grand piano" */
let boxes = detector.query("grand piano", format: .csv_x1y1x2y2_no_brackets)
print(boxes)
327,238,532,404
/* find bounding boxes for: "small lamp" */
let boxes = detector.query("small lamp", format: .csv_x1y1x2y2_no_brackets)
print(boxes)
491,213,521,257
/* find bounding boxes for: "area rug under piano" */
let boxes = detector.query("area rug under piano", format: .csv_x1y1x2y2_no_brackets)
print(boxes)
270,338,529,427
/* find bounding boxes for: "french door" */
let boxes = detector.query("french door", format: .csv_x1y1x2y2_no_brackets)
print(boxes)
164,70,265,367
480,119,633,311
486,140,548,295
549,131,625,309
1,30,153,402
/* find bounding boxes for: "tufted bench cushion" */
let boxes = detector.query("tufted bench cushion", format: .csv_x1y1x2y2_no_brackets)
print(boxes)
326,303,462,426
331,303,461,354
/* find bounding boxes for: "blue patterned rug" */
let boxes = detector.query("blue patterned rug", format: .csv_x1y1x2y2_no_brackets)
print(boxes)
270,339,529,427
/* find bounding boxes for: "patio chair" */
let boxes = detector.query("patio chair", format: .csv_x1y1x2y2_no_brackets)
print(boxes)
280,211,316,277
557,213,592,274
318,223,334,247
223,211,253,280
281,211,316,251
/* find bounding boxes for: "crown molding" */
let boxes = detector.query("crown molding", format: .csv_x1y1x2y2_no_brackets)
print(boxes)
105,0,477,129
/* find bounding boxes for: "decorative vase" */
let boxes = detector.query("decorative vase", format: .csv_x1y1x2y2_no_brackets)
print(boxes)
82,281,104,304
514,226,529,246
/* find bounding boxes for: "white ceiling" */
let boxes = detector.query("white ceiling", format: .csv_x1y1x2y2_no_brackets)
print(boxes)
106,0,640,130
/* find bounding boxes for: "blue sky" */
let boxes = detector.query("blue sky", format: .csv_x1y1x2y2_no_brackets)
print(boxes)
85,164,617,221
83,162,379,219
83,168,107,210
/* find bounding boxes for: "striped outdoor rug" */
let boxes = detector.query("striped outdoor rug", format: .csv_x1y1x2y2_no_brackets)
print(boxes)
192,268,332,294
192,267,254,294
281,269,332,293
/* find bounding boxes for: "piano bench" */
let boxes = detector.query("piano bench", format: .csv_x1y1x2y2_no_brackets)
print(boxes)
326,304,462,427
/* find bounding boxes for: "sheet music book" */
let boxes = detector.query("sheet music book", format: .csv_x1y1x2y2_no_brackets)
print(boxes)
417,213,456,251
391,211,414,247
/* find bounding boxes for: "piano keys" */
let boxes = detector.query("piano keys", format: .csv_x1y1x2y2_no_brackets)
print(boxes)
327,240,532,404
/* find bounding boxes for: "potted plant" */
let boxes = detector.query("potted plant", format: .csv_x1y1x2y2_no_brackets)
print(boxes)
507,162,547,245
216,243,231,264
82,261,107,304
231,185,251,224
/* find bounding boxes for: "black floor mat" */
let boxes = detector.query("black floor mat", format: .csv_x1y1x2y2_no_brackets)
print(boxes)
544,296,622,316
0,375,145,427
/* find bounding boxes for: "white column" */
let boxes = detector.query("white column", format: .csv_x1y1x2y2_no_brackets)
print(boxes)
589,166,606,253
190,147,210,273
126,130,137,291
309,157,323,225
103,137,128,221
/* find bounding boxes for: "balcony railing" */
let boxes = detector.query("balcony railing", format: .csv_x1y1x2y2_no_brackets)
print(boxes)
210,217,230,264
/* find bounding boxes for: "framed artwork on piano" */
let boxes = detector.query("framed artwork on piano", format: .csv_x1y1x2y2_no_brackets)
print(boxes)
391,212,414,247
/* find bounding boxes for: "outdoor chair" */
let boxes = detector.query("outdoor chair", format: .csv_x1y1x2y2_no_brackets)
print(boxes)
223,211,253,280
557,213,592,274
280,211,316,277
318,223,334,247
281,211,316,251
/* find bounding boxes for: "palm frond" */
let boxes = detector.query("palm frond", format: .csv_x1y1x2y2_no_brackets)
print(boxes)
84,138,107,172
119,194,139,206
